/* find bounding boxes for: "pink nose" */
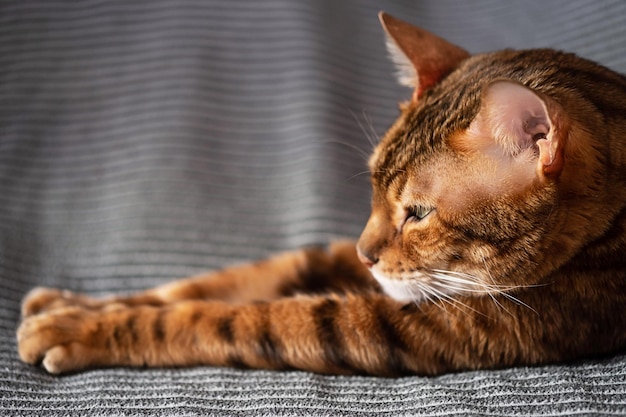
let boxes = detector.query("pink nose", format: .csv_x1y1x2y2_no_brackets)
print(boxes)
356,247,377,268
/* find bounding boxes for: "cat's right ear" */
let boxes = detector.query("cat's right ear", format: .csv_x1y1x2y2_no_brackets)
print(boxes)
379,12,469,100
465,81,565,179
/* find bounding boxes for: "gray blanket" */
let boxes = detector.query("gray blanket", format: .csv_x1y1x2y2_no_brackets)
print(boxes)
2,0,625,415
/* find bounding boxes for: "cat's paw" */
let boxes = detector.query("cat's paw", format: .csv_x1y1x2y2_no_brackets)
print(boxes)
21,287,102,318
17,307,101,374
22,287,65,317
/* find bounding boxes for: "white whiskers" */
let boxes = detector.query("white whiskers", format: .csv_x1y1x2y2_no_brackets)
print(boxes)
429,268,541,316
371,259,546,318
350,108,380,151
373,267,542,317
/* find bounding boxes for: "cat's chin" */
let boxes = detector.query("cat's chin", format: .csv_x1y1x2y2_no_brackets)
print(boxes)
370,269,424,303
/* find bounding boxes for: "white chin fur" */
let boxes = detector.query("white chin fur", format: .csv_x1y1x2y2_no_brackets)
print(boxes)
370,269,421,303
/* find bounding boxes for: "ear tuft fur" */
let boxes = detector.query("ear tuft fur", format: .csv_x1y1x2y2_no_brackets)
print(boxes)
384,35,418,88
379,12,469,99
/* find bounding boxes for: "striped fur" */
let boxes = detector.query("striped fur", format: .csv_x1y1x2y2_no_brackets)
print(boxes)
16,14,626,378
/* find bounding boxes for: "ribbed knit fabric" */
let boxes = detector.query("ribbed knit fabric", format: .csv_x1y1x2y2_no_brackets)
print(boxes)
2,1,625,415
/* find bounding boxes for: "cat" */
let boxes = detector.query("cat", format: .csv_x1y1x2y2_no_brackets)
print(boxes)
17,12,626,377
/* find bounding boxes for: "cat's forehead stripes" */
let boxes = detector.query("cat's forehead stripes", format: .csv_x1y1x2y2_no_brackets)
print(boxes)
369,48,614,190
370,85,480,189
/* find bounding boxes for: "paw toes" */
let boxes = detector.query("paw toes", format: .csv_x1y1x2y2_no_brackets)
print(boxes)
21,287,100,318
17,329,45,365
17,343,41,365
42,345,72,374
21,287,63,318
17,308,86,368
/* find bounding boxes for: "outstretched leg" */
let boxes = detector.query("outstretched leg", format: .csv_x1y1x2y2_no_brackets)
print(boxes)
19,279,616,376
22,241,376,317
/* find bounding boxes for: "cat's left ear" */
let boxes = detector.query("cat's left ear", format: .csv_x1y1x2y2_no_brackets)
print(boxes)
379,12,470,100
467,81,565,178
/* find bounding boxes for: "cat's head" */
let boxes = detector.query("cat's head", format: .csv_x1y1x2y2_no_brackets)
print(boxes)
357,13,612,303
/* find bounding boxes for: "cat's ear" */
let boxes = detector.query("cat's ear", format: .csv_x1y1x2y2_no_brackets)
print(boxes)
379,12,469,100
467,81,564,178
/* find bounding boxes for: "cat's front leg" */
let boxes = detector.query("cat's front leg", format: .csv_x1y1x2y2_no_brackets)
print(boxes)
18,305,116,373
18,294,422,375
21,241,374,318
21,287,121,318
19,298,312,374
17,302,223,374
21,286,168,319
21,292,525,376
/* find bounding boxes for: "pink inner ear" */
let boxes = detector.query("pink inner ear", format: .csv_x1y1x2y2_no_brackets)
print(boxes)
483,82,551,152
466,81,555,159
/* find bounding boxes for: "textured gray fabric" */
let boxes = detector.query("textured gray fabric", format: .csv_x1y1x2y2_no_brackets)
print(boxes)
2,0,626,415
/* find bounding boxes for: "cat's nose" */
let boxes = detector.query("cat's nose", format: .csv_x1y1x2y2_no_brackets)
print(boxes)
356,247,378,268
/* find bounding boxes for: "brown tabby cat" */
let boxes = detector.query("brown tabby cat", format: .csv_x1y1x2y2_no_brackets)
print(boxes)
17,13,626,377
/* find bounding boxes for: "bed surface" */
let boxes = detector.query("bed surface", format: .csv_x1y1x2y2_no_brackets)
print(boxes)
2,1,625,415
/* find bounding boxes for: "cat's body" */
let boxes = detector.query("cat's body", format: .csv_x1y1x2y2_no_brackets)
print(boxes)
17,13,626,376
